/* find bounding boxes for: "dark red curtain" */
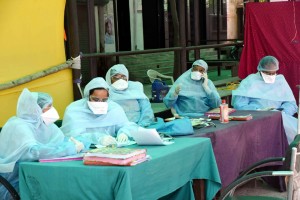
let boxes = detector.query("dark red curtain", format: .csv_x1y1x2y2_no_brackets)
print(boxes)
239,2,300,102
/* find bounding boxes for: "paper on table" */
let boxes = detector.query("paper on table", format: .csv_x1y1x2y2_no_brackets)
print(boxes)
131,127,174,146
39,153,84,162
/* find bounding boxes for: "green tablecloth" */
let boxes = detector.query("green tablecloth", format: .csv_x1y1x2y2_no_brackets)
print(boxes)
19,137,221,200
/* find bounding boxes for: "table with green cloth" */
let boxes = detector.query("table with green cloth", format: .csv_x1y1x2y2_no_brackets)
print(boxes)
19,137,221,200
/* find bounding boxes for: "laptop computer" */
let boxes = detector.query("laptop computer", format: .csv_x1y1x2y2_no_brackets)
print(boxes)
131,127,174,146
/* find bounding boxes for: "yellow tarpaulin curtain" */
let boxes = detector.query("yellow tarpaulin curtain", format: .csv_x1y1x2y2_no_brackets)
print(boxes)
0,0,74,126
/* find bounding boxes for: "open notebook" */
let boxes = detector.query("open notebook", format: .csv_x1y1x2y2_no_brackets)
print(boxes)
131,127,174,146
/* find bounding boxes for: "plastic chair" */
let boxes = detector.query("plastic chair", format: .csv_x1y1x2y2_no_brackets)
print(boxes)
218,134,300,200
0,175,20,200
147,69,174,84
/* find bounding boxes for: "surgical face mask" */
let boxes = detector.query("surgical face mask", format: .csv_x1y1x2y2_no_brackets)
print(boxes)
191,71,203,81
261,72,276,84
87,101,108,115
111,79,128,90
41,107,59,126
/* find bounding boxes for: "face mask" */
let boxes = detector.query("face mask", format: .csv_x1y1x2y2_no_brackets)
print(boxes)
191,71,202,81
87,101,108,115
261,72,276,84
111,79,128,90
41,107,60,126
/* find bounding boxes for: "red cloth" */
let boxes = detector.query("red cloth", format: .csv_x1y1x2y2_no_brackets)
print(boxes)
239,2,300,102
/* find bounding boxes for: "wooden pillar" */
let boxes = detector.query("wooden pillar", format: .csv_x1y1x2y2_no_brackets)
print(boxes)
179,0,187,74
87,0,98,78
194,0,200,60
66,0,82,100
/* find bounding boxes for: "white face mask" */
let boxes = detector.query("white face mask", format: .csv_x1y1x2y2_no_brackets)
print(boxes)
261,72,276,84
111,79,128,90
191,71,202,81
87,101,108,115
41,107,60,126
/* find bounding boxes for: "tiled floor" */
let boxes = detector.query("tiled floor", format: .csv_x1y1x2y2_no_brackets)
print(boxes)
233,179,287,199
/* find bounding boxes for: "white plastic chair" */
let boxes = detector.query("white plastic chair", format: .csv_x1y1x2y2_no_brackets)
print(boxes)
147,69,174,84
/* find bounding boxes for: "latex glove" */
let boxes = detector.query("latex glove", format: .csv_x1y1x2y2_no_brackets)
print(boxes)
99,135,117,146
174,84,181,96
171,107,181,119
70,137,85,153
117,133,128,143
202,73,211,94
202,73,208,88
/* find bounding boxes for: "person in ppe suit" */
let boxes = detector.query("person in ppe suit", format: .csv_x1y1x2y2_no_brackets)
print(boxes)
163,59,221,118
0,88,84,200
105,64,154,127
105,64,194,136
232,55,298,144
61,77,138,147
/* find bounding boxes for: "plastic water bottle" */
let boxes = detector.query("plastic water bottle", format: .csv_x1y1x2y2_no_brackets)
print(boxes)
220,99,229,123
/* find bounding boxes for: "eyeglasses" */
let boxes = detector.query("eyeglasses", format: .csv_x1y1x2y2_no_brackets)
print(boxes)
89,96,108,102
112,75,127,81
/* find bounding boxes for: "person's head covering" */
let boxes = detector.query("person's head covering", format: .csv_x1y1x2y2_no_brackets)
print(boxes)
257,56,279,72
105,64,129,85
17,89,44,122
192,59,208,72
83,77,109,98
32,92,53,109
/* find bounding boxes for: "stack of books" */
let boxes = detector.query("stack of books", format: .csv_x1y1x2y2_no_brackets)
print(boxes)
83,147,148,166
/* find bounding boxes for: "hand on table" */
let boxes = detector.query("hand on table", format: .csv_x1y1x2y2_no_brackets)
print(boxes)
117,133,128,143
100,135,117,146
70,137,85,153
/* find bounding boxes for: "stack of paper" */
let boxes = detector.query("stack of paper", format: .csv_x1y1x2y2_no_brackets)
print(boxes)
83,147,148,166
39,153,84,162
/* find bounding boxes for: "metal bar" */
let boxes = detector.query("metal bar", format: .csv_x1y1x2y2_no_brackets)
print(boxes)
81,42,243,58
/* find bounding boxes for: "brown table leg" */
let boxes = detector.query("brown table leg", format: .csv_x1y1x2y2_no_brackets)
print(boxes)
193,179,205,200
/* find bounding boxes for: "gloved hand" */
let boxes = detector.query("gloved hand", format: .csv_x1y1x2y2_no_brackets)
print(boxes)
117,133,128,143
70,137,85,153
202,73,208,88
202,73,211,94
174,84,181,96
171,107,181,119
99,135,117,146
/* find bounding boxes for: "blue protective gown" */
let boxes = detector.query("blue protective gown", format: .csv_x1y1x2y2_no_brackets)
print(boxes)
232,72,298,143
163,68,221,118
0,89,77,199
61,77,138,144
105,64,154,127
